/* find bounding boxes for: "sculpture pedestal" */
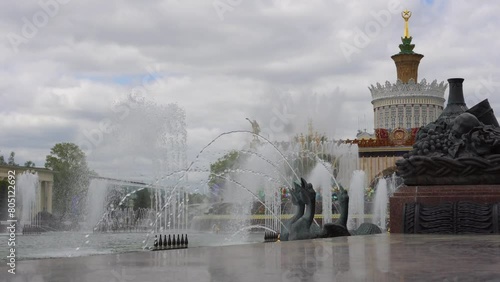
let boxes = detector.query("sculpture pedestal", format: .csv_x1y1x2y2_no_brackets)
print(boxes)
389,185,500,233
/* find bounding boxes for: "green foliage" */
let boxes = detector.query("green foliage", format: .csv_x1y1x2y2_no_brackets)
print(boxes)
45,143,93,221
133,188,151,210
7,152,17,166
208,150,242,196
45,143,87,170
188,193,208,204
107,188,128,209
0,151,35,167
0,179,7,220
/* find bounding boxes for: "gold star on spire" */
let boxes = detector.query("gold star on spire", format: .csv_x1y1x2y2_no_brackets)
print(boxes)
401,9,412,38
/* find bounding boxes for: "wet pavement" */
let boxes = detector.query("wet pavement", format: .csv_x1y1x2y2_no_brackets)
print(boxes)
2,234,500,282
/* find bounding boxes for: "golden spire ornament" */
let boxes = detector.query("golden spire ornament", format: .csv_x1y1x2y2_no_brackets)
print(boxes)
401,9,412,38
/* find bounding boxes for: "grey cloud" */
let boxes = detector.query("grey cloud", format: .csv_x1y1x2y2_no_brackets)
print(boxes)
2,0,500,182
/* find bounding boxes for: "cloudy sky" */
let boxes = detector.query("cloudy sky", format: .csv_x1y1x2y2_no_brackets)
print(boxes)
2,0,500,182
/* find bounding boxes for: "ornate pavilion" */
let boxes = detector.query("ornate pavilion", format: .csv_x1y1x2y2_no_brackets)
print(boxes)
347,10,447,182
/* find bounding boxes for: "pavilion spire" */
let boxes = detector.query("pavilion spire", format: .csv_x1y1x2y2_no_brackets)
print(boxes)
391,9,423,83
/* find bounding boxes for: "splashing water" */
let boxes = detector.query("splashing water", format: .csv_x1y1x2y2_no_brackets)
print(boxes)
372,178,389,231
347,170,365,230
85,178,109,230
18,171,39,230
76,127,361,253
308,163,333,224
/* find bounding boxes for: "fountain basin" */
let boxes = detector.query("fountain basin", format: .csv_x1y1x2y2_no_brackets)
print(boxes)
390,185,500,233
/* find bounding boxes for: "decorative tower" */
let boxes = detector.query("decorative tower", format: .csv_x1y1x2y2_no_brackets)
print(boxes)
391,10,424,83
358,10,448,182
369,9,447,146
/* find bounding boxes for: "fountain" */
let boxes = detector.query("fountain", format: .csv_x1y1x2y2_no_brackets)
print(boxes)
85,176,191,234
5,96,369,260
85,178,109,230
81,96,189,234
61,78,500,258
371,173,399,231
372,178,388,231
7,10,500,282
3,126,372,261
114,131,366,244
17,171,39,232
347,170,365,230
309,163,333,224
167,128,365,246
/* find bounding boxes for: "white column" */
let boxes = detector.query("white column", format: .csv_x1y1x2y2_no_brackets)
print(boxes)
402,106,406,128
380,107,383,129
395,106,399,128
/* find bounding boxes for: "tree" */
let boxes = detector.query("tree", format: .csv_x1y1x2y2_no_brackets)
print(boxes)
45,143,93,222
24,160,35,168
0,155,5,165
7,151,17,166
208,150,243,201
208,151,240,186
133,188,151,210
188,193,208,204
0,179,8,220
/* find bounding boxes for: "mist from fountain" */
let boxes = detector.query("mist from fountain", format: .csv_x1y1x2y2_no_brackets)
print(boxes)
80,131,340,248
389,172,399,194
251,139,359,230
308,163,333,224
81,119,361,251
13,93,362,259
12,126,363,260
84,96,188,234
85,178,109,230
78,121,363,250
205,144,290,238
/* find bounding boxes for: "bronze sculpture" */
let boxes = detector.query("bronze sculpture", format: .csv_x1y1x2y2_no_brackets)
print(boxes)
279,178,381,241
397,78,500,185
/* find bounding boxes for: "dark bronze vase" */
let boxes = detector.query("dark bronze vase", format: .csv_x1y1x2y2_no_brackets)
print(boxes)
439,78,468,123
